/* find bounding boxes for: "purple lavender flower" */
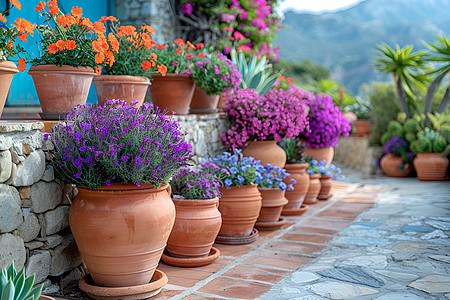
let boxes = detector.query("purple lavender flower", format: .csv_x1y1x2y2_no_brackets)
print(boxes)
181,1,194,15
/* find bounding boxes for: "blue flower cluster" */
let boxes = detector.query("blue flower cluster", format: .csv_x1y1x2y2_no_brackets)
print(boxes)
0,21,7,29
307,160,344,180
256,163,296,191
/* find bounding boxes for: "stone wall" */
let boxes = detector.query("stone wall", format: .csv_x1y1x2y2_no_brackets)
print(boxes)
334,136,383,174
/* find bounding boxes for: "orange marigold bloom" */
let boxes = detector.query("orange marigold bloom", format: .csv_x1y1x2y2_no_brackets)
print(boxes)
141,61,151,71
18,32,27,42
186,41,196,50
278,75,285,80
10,0,21,10
6,40,13,48
196,43,204,49
286,78,292,83
92,40,102,53
108,33,119,53
0,13,6,23
150,53,157,60
151,61,155,67
175,48,182,54
55,40,65,51
71,6,83,17
174,38,185,47
56,15,69,27
105,50,115,67
93,21,106,34
47,43,58,54
95,66,101,75
14,18,34,35
99,16,118,22
157,64,167,77
65,14,76,26
80,18,93,30
140,32,151,42
18,58,26,72
35,1,45,12
141,25,155,34
144,41,154,50
95,52,105,64
48,0,60,15
65,40,76,50
155,44,166,49
197,52,206,57
118,25,136,37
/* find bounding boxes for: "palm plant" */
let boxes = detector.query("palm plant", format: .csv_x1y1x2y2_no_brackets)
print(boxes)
0,262,43,300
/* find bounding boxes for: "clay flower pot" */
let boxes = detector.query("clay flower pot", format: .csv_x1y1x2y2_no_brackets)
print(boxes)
243,141,287,168
256,188,288,223
190,85,220,114
380,153,413,177
28,65,96,120
69,183,175,287
0,61,19,117
217,184,262,237
318,175,333,200
353,120,371,137
304,146,334,166
148,73,195,114
282,163,310,211
217,93,226,111
413,153,449,181
166,197,222,258
93,75,150,107
304,174,321,204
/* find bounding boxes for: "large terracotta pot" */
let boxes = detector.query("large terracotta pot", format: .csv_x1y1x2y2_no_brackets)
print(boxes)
380,153,413,177
256,188,288,223
413,153,449,181
318,175,332,200
148,73,195,115
93,75,150,107
217,93,226,111
28,65,96,119
283,163,310,210
218,184,262,237
190,86,220,114
0,61,18,117
166,197,222,258
353,120,371,137
304,174,321,204
242,141,287,168
304,146,334,166
69,183,175,287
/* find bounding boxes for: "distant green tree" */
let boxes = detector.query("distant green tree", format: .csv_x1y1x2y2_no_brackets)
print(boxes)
274,58,330,85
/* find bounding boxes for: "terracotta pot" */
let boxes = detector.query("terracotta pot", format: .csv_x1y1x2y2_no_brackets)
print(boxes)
413,153,449,181
318,175,332,200
69,183,175,287
93,75,150,107
0,61,18,117
190,86,220,114
304,146,334,166
380,153,413,177
166,197,222,258
148,73,195,115
283,163,310,210
256,188,288,223
28,65,96,119
217,93,226,111
304,174,321,204
242,141,287,168
218,184,262,237
353,120,371,137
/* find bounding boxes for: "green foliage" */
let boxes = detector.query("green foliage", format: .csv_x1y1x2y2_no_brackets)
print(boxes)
152,42,189,74
410,138,432,153
0,262,43,300
347,96,372,120
433,136,447,153
411,127,448,153
309,79,357,110
278,138,306,164
405,132,417,143
273,59,330,85
404,118,419,133
387,120,405,137
427,110,450,132
0,6,26,62
381,132,394,145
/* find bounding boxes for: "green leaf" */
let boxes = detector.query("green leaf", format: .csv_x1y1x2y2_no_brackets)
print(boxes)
1,281,15,300
13,271,24,300
17,275,35,300
25,285,42,300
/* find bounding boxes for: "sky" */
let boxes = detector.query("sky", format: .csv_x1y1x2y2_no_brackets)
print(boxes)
279,0,365,13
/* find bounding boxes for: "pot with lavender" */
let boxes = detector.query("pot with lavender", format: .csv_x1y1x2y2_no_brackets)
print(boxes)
380,136,415,177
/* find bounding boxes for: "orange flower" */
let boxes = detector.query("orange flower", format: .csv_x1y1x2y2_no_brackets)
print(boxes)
92,40,102,53
80,18,93,30
278,75,285,80
55,40,65,51
151,61,156,67
93,21,106,34
10,0,21,10
140,32,151,42
144,41,155,50
18,32,27,42
56,15,69,27
141,25,155,34
174,38,185,47
18,58,26,72
175,48,182,54
6,40,13,48
150,53,157,60
185,53,194,58
108,33,119,53
157,64,167,77
141,61,151,71
14,18,34,35
118,25,136,37
65,40,76,50
71,6,83,17
35,1,45,12
286,78,292,83
95,52,105,64
197,52,206,57
47,43,58,54
48,0,60,15
155,44,166,49
65,14,76,26
0,13,6,23
95,66,101,75
186,41,196,50
99,16,117,22
196,43,204,49
105,50,115,67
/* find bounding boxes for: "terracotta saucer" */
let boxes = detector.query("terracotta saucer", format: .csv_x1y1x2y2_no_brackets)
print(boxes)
189,108,218,114
303,198,318,204
318,194,333,200
79,269,168,300
161,247,220,267
282,204,310,216
255,218,287,231
39,112,63,121
215,228,259,245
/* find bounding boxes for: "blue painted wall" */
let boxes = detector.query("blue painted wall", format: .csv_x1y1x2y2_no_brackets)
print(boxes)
4,0,114,105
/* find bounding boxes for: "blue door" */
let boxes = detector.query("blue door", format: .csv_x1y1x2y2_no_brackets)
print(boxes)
3,0,114,106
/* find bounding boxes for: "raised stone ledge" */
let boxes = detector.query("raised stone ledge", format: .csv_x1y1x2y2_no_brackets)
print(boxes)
0,121,44,133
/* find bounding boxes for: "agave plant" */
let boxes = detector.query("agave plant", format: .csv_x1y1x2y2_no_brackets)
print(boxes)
0,262,43,300
230,48,281,95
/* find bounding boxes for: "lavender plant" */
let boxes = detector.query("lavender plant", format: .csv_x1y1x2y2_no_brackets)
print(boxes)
384,136,415,169
256,163,295,191
47,100,193,189
170,169,221,199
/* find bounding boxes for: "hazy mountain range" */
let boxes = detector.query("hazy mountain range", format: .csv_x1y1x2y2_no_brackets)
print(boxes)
276,0,450,94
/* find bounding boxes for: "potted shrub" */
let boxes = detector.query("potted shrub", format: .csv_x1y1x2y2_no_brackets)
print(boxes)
190,51,241,113
318,163,344,200
202,149,262,244
93,19,166,107
47,100,193,290
347,96,372,137
304,159,324,204
254,163,294,231
221,88,309,167
380,136,415,177
162,169,222,267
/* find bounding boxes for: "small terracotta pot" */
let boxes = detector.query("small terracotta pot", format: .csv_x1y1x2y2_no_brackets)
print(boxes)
304,146,334,166
380,153,413,177
28,65,96,119
0,61,19,117
218,184,262,237
69,183,175,287
413,153,449,181
190,86,220,114
283,163,310,210
353,120,371,137
166,197,222,258
148,73,195,114
256,188,288,223
318,175,332,200
304,174,321,204
243,141,287,168
93,75,150,107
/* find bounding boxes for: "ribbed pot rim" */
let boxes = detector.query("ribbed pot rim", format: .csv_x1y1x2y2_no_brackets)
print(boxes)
321,175,332,179
246,140,277,145
93,74,150,84
28,64,96,76
284,162,309,171
172,197,219,206
0,61,19,73
305,146,333,150
309,174,321,179
416,152,445,157
77,183,169,193
150,73,192,80
220,183,258,191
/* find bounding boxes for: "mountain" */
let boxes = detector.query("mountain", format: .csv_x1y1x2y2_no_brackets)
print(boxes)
275,0,450,95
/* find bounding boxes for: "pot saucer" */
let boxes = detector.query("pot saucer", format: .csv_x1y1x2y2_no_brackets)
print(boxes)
255,217,287,231
303,198,318,204
281,204,309,216
318,193,333,200
215,228,259,245
161,247,220,267
189,108,218,114
39,112,63,121
79,269,167,300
